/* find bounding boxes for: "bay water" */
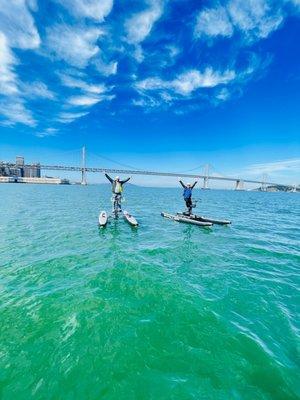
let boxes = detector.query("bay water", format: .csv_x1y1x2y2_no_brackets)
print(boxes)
0,184,299,399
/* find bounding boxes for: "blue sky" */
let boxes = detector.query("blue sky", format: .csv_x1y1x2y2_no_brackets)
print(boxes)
0,0,299,186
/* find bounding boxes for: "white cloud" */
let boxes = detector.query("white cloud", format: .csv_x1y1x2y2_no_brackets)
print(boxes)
0,0,40,49
132,95,162,109
46,24,103,68
56,0,113,22
36,128,58,138
195,6,234,38
194,0,284,42
0,100,36,127
0,32,19,96
228,0,284,40
94,59,118,76
59,73,107,94
58,112,89,123
245,159,300,175
67,95,103,107
21,81,56,99
125,0,164,44
215,87,231,101
136,68,236,96
172,69,236,94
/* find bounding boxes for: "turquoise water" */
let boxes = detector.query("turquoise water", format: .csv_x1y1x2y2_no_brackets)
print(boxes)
0,184,299,400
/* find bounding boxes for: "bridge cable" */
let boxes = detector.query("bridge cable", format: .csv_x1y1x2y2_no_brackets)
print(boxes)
88,152,143,171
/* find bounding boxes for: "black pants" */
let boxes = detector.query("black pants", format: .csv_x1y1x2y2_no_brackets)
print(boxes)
185,197,192,214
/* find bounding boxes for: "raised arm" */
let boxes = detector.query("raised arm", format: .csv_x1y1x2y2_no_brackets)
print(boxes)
191,181,198,189
179,180,186,188
105,173,113,183
120,177,131,185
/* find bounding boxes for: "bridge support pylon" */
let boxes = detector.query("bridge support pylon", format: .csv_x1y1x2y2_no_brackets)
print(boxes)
235,179,244,191
202,164,210,189
260,182,267,191
203,176,209,189
81,146,87,185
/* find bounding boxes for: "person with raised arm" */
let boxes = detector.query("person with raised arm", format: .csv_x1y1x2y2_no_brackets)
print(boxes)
179,180,198,215
105,174,131,215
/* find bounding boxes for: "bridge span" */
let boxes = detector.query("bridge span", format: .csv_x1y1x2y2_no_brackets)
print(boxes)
1,161,291,190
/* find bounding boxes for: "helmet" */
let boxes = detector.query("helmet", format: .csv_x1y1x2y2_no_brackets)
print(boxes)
115,176,120,180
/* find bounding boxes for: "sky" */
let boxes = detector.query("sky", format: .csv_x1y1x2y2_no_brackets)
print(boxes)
0,0,299,187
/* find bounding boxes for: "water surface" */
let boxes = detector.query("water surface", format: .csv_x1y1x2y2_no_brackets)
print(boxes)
0,184,299,399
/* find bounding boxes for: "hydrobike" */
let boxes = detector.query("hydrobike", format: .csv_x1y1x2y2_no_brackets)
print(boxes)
177,212,231,225
162,202,231,227
99,195,138,228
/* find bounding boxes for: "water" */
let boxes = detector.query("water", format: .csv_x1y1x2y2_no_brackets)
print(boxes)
0,184,299,400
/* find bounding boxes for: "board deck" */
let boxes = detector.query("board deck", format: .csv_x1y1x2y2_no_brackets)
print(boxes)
177,213,231,225
123,211,138,227
98,211,108,227
161,212,212,227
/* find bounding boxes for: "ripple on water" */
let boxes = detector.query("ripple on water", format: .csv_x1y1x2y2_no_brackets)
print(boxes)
0,185,299,399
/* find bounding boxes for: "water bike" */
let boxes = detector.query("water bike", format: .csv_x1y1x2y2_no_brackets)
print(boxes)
98,194,138,228
177,212,231,225
162,200,231,227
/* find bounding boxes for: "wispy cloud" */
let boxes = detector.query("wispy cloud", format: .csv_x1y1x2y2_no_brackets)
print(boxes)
67,95,104,107
57,112,89,124
228,0,283,40
245,159,300,175
0,0,40,49
125,0,164,44
0,100,36,127
0,32,19,96
46,24,103,68
56,0,114,22
0,0,299,132
21,81,56,99
93,59,118,77
35,127,58,138
195,0,284,42
59,73,107,94
136,68,236,97
195,6,233,39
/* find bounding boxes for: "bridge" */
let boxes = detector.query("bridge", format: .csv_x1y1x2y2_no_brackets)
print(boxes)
1,147,296,190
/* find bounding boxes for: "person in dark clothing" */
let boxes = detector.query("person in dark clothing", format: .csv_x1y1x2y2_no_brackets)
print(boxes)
179,180,197,215
105,174,131,216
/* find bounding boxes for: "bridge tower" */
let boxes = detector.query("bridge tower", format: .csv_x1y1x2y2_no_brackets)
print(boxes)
260,174,268,191
202,164,210,189
81,146,87,185
235,179,244,190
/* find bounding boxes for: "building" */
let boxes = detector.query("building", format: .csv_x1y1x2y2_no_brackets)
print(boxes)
23,163,41,178
0,157,68,184
16,156,24,167
0,157,41,178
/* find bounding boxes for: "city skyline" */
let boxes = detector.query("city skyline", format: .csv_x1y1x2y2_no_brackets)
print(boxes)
0,0,300,186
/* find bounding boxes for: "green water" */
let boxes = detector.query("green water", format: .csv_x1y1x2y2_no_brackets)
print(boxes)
0,184,299,400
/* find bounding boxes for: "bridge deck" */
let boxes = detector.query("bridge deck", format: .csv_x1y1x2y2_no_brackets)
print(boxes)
1,163,290,187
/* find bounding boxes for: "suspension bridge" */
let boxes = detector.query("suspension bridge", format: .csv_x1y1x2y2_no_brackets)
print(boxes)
1,147,296,191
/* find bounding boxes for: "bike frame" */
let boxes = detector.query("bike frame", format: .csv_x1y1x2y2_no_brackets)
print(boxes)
112,194,123,218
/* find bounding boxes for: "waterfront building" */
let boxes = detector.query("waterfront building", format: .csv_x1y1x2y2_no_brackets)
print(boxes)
0,157,67,184
16,156,24,167
23,163,41,178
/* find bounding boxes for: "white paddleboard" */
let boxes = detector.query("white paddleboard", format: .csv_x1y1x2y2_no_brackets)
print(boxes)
123,211,138,227
98,211,108,227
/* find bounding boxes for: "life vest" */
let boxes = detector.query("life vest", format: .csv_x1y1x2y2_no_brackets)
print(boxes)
114,181,122,194
183,188,192,199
